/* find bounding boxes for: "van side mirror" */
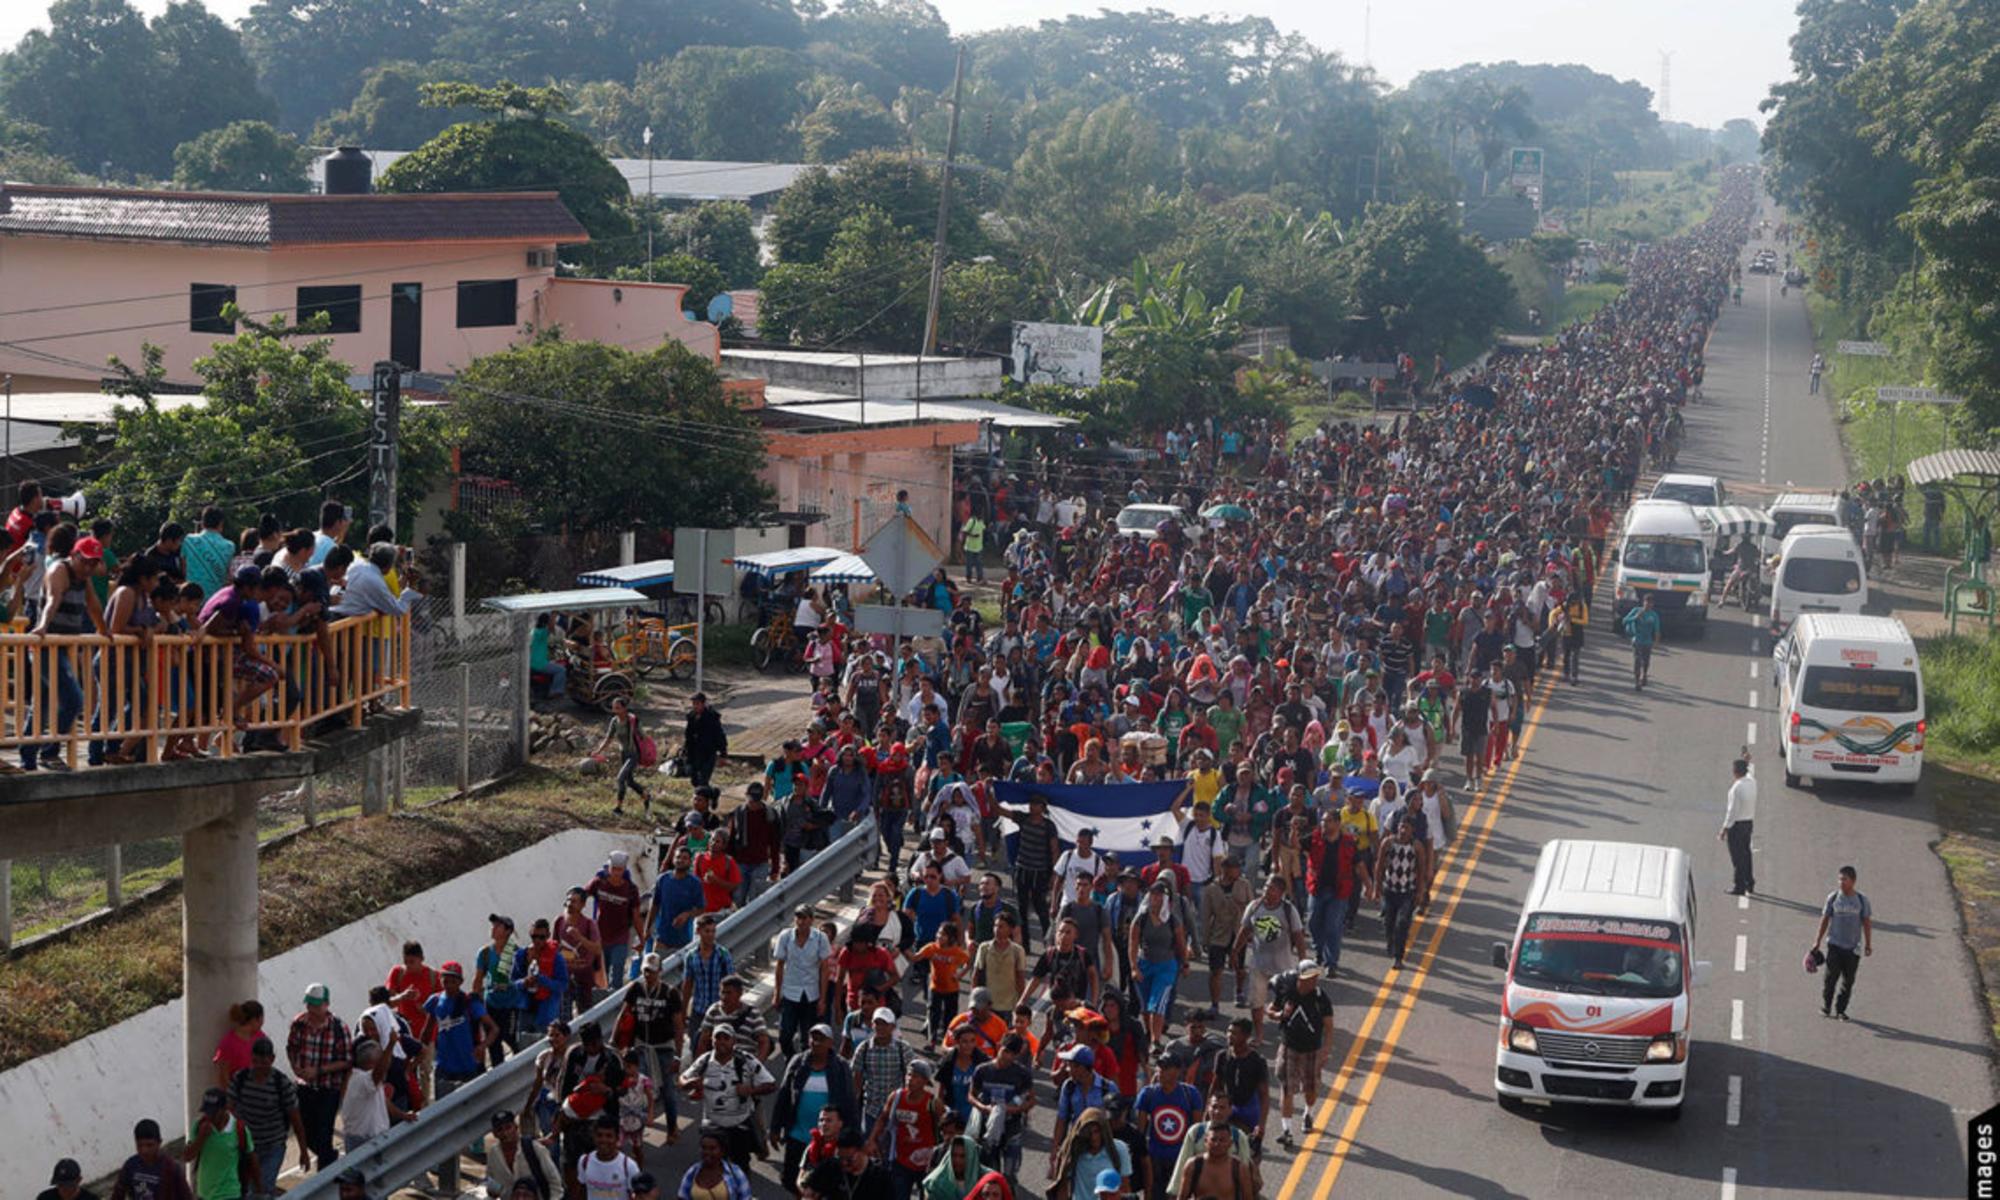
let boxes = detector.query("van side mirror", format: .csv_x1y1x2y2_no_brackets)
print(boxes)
1491,941,1511,969
1692,960,1713,987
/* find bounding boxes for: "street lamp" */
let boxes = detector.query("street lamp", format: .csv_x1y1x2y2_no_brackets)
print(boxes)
642,125,654,282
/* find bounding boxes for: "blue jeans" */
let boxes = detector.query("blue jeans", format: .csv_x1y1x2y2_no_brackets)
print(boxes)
1308,893,1348,969
878,808,908,874
734,863,770,908
253,1139,287,1199
21,647,83,767
603,942,631,988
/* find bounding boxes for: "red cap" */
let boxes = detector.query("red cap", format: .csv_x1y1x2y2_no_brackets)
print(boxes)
439,960,465,978
71,536,104,561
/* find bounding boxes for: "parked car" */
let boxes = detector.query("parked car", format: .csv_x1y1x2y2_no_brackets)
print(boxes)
1114,502,1203,543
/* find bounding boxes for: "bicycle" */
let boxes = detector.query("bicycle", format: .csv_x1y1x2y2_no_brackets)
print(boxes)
749,609,804,673
610,617,697,680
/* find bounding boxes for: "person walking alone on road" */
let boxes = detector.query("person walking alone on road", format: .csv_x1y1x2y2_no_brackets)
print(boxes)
1621,593,1662,690
1808,353,1823,395
1720,754,1756,895
1812,866,1873,1019
683,693,728,789
960,513,988,583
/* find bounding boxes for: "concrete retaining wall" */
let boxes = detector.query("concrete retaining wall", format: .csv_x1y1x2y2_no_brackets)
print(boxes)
0,827,651,1190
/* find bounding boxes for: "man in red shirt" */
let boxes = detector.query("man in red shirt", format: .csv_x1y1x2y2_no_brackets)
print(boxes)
1304,811,1372,977
695,828,743,913
837,925,900,1011
583,850,641,987
1139,836,1191,895
386,941,439,1089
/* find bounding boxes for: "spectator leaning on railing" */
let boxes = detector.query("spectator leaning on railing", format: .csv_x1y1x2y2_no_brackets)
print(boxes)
331,543,422,619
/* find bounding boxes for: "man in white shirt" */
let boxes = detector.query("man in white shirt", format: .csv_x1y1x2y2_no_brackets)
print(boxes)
1051,827,1106,910
1720,756,1757,895
575,1117,640,1200
1171,798,1228,905
772,905,834,1057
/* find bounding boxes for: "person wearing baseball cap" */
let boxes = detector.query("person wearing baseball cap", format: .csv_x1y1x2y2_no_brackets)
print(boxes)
477,915,523,1068
680,1021,775,1169
482,1107,557,1198
39,1158,94,1200
186,1087,247,1200
19,520,108,771
1049,1043,1117,1153
423,958,495,1191
287,982,351,1171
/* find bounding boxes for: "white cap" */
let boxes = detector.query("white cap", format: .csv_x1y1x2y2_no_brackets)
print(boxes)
609,850,630,868
872,1006,898,1025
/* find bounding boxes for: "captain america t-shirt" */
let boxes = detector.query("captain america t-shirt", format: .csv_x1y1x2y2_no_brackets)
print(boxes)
1135,1079,1203,1160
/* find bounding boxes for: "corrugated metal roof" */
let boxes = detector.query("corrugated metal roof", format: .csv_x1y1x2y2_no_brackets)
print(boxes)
0,184,586,247
0,187,269,246
1907,449,2000,485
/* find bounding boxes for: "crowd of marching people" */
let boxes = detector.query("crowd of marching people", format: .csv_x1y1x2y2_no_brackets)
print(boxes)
44,165,1760,1200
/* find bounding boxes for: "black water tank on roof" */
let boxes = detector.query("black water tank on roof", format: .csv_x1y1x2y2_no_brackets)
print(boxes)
323,146,371,195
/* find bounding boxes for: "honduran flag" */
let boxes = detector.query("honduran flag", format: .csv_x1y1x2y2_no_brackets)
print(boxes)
994,779,1186,863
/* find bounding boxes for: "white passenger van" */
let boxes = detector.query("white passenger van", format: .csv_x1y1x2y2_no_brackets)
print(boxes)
1492,840,1709,1119
1614,500,1713,632
1769,525,1868,629
1772,614,1924,792
1649,473,1726,507
1767,492,1845,551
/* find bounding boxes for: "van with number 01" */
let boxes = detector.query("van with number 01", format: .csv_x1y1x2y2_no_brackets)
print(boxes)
1492,840,1711,1119
1771,613,1924,793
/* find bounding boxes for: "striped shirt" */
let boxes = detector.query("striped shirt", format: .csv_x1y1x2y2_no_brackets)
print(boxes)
1012,815,1060,873
228,1067,299,1146
701,1000,767,1047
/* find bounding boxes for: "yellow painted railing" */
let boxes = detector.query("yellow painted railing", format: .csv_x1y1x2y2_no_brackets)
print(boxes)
0,612,411,767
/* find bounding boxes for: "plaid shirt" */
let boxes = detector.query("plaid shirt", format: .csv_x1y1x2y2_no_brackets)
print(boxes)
1377,838,1422,895
685,944,734,1016
285,1012,352,1093
848,1035,915,1113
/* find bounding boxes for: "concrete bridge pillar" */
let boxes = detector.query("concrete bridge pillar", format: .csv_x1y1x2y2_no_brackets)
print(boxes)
181,784,261,1122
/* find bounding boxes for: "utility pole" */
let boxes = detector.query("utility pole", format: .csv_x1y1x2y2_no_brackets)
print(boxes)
643,126,655,280
1584,153,1596,236
368,361,400,534
921,44,967,358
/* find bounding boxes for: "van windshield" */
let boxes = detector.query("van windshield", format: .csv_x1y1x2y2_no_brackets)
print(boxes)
1801,666,1920,713
1623,537,1705,573
1773,511,1838,540
1782,556,1862,595
1651,481,1717,505
1513,913,1684,999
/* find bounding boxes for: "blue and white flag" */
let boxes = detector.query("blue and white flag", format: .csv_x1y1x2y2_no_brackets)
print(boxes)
994,779,1185,862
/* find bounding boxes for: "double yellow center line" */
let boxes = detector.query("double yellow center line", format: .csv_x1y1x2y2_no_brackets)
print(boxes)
1273,683,1556,1199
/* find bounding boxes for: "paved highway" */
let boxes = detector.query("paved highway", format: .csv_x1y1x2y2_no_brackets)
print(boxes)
1266,216,1996,1199
399,215,1993,1200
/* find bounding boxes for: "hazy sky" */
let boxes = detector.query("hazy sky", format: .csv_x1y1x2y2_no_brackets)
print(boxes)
1,0,1794,130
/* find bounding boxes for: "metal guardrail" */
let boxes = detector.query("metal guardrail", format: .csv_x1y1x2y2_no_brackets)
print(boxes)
286,820,877,1199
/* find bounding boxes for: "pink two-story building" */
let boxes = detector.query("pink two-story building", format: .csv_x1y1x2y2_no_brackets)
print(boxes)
0,181,719,392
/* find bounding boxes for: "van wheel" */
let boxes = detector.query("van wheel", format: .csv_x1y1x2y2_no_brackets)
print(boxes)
1783,770,1801,789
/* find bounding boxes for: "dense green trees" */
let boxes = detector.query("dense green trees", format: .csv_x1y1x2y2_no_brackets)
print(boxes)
377,85,634,257
449,335,770,538
0,0,273,177
1762,0,2000,430
172,120,311,192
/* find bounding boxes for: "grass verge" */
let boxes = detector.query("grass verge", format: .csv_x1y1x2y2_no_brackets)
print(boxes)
1552,282,1623,331
0,760,748,1073
1928,759,2000,1045
1287,391,1374,443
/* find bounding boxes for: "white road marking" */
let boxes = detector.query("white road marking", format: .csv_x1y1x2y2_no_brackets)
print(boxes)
1731,999,1745,1041
1739,894,1750,911
1727,1075,1743,1126
1746,720,1757,745
1749,661,1759,679
1751,637,1761,654
1749,691,1758,709
1734,934,1748,972
1723,1166,1739,1200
